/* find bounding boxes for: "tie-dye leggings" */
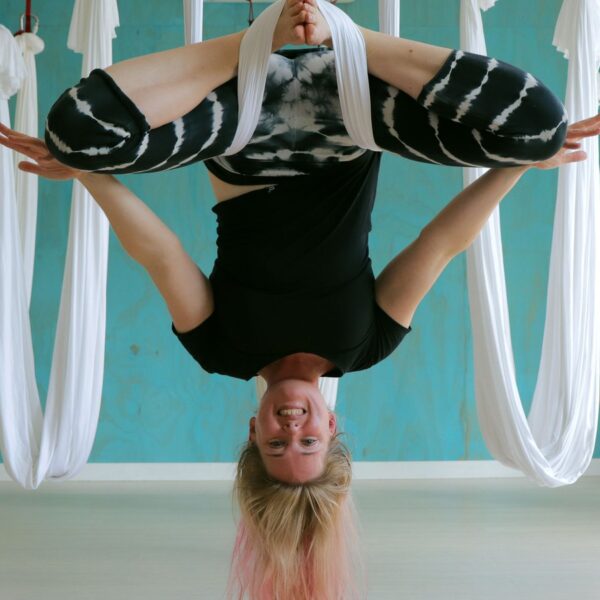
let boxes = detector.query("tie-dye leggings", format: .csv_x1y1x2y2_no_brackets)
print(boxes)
44,48,568,183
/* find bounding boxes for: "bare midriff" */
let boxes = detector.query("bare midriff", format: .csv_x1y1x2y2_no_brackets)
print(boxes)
208,171,275,203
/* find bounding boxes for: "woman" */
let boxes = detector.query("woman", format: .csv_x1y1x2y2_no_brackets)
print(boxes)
2,1,598,597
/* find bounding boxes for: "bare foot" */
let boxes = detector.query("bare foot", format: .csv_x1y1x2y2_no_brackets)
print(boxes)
272,0,308,52
304,0,332,47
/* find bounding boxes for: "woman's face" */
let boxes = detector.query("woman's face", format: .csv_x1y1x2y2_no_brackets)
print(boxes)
249,379,337,484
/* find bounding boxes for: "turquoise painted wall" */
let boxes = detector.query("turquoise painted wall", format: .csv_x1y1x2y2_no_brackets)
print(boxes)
1,0,598,463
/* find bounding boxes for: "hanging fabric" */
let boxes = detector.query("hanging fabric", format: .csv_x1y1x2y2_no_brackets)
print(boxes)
0,25,27,481
183,0,203,44
379,0,400,37
462,0,600,487
13,24,44,306
0,1,119,490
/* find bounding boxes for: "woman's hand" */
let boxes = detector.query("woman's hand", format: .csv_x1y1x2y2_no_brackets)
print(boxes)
0,123,82,181
532,114,600,170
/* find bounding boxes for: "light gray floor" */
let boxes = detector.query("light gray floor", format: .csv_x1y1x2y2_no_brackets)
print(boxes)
1,477,599,599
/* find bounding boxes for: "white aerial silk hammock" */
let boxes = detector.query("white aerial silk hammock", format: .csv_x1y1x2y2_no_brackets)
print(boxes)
13,31,44,306
463,0,600,487
0,1,119,490
0,26,27,479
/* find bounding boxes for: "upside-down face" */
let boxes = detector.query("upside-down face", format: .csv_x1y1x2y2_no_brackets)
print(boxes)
249,379,337,483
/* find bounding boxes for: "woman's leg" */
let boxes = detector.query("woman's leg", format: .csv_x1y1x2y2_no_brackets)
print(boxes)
104,32,246,130
104,0,308,129
45,0,309,173
304,0,567,166
367,50,568,167
305,4,452,103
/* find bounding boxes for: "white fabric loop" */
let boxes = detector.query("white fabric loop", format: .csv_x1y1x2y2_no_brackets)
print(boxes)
225,0,382,156
462,0,600,487
0,2,118,490
223,0,287,156
16,31,44,55
317,0,382,152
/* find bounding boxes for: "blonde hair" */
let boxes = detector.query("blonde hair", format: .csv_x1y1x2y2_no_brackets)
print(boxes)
228,434,365,600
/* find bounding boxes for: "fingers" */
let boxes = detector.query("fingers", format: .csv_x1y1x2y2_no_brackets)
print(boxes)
0,122,21,137
566,114,600,139
0,123,48,150
562,150,588,164
0,122,38,142
17,160,40,173
570,114,600,130
0,135,52,162
18,160,69,180
0,134,49,157
17,161,51,177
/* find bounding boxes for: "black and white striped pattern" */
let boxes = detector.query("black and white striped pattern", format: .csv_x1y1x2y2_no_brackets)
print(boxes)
45,48,568,180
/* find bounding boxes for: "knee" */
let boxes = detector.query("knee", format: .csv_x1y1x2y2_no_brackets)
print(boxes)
522,81,568,161
483,79,569,164
45,69,149,171
532,118,568,162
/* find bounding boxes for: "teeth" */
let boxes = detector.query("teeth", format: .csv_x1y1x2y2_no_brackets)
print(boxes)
278,409,305,416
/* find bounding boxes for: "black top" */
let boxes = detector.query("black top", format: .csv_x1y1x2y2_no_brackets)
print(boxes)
174,151,410,380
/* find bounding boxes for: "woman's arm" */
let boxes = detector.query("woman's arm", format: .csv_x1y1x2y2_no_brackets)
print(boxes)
376,166,527,327
376,114,600,328
0,124,213,332
76,173,214,332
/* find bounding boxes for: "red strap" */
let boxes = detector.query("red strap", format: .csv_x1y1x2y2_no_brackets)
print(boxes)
14,0,32,36
25,0,32,33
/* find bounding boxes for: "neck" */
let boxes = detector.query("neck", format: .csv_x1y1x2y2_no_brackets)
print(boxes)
259,353,330,387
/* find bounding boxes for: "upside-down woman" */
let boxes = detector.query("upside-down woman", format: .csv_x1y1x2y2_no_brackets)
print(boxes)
2,0,599,597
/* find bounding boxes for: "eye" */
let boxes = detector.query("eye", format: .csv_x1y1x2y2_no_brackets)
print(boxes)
268,440,285,448
302,439,318,446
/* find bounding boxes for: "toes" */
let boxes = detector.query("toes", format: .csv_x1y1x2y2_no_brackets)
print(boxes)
290,3,304,17
288,0,304,16
293,10,307,24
